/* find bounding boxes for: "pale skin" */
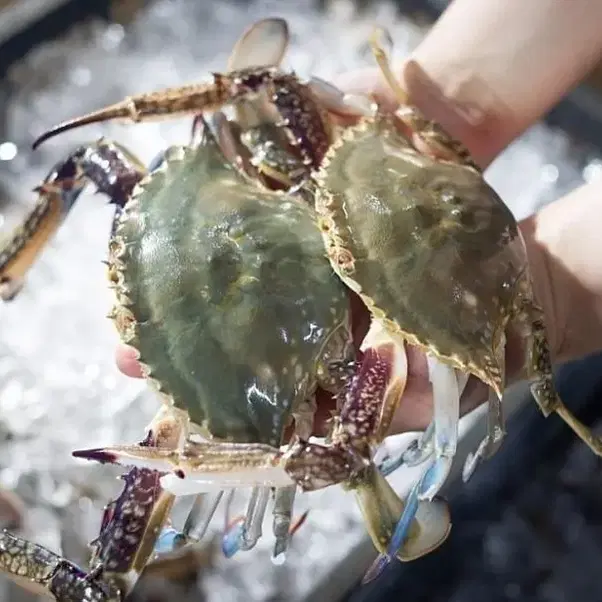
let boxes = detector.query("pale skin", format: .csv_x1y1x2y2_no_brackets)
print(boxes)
116,0,602,435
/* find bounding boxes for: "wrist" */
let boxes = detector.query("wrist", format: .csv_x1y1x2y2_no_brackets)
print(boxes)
522,183,602,366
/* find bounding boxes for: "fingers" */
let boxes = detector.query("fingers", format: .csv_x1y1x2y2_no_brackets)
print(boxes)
338,0,602,168
405,0,602,166
116,345,144,378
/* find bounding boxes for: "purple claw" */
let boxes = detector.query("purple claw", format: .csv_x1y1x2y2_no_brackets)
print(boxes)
72,448,119,464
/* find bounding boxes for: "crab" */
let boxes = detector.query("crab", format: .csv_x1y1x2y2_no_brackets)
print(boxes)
0,429,213,602
0,18,457,598
8,20,469,573
4,13,595,591
310,30,602,579
33,19,602,580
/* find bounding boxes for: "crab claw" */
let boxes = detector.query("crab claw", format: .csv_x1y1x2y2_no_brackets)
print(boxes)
365,356,467,583
0,139,146,300
72,441,295,493
0,530,120,601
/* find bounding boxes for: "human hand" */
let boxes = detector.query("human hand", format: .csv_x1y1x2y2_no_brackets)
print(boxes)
116,0,602,436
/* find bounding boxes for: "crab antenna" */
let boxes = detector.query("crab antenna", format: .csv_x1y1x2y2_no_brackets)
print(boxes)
32,80,232,150
369,27,410,106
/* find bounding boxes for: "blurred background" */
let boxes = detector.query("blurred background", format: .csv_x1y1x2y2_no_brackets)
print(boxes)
1,1,602,601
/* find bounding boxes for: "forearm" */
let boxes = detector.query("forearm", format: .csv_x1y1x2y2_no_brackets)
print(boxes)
406,0,602,166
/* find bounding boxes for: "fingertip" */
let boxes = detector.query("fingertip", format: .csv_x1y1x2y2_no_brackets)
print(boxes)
116,345,144,378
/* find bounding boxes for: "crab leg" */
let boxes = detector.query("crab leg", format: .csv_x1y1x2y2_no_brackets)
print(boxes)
227,17,289,73
31,68,366,172
368,27,478,170
515,295,602,456
378,367,469,476
152,491,224,556
222,486,271,557
184,492,224,543
282,321,451,566
0,139,146,301
271,485,297,563
413,358,463,500
0,531,121,602
73,440,295,491
462,386,505,481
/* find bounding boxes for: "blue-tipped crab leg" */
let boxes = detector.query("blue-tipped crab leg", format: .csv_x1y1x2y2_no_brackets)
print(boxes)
222,486,271,558
367,359,465,580
219,484,308,562
153,490,226,557
415,358,466,501
462,347,506,481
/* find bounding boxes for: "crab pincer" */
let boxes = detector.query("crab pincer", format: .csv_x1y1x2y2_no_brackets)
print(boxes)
0,140,146,302
0,419,184,602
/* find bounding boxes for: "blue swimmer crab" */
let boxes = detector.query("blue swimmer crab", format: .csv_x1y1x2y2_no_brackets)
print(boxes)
0,18,453,600
312,30,602,579
0,455,214,602
39,20,602,583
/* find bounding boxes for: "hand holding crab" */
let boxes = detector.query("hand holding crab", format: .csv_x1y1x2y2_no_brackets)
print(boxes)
101,23,602,581
3,3,602,600
104,11,602,580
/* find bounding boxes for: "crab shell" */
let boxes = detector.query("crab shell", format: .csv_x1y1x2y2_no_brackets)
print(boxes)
314,116,530,394
106,127,350,448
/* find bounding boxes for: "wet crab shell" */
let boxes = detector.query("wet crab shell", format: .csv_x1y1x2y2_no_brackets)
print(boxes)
107,133,350,447
314,116,530,394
